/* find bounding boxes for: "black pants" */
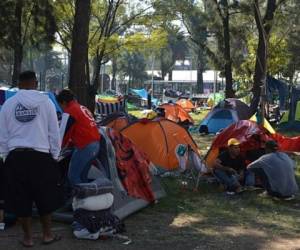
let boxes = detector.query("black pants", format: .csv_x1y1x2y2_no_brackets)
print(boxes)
4,150,64,217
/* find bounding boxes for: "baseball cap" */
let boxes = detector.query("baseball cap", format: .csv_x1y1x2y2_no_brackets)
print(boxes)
227,138,240,146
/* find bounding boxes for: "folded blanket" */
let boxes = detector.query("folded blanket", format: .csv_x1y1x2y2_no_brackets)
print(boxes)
73,177,113,199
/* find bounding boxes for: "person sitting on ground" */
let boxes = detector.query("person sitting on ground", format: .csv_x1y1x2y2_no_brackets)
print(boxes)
248,140,299,199
56,89,101,186
213,138,255,194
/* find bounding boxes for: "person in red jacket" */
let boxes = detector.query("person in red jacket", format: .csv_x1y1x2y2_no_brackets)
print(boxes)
56,89,100,185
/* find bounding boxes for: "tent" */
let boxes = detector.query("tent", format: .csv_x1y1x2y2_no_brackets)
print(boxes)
53,127,165,222
176,99,195,112
199,98,251,134
98,112,134,131
0,88,62,114
205,120,300,168
158,103,194,125
121,119,199,170
279,87,300,131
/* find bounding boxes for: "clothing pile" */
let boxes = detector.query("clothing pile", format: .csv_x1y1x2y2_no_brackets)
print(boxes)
71,178,124,240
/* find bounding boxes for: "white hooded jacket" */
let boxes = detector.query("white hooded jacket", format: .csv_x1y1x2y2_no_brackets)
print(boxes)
0,90,61,159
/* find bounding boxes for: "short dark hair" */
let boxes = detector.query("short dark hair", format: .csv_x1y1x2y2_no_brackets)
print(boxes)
19,71,37,82
265,140,278,152
56,89,75,104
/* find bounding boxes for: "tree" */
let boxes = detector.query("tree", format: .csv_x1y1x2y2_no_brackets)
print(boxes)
0,0,56,86
249,0,283,115
68,0,91,106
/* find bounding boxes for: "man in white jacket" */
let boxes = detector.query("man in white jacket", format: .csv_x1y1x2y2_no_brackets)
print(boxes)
0,71,62,247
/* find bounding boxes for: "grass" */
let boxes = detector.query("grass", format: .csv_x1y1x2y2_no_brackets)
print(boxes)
127,109,300,248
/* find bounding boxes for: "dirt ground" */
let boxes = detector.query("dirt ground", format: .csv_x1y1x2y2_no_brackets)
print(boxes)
1,191,300,250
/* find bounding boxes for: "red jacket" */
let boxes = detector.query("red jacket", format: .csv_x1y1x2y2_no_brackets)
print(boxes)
62,100,100,149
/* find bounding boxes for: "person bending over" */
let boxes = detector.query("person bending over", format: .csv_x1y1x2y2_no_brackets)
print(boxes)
56,89,100,186
214,138,255,194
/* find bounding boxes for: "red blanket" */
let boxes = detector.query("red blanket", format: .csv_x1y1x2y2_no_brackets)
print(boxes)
107,128,155,202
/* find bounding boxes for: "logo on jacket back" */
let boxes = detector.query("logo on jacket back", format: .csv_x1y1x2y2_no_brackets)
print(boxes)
15,103,39,122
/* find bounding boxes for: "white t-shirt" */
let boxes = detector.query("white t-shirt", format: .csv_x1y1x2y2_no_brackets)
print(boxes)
0,89,61,159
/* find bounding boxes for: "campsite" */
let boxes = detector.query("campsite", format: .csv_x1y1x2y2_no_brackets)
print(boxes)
0,109,300,250
1,1,300,250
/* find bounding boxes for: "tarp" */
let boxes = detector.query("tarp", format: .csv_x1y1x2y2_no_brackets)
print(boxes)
279,87,300,131
266,76,288,110
129,88,158,105
207,92,225,107
121,118,199,170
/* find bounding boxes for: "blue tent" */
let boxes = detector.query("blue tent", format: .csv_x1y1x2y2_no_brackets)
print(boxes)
129,88,158,106
199,99,251,134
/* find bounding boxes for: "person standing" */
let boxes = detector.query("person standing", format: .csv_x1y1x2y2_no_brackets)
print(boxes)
0,71,62,247
56,89,100,186
147,88,152,109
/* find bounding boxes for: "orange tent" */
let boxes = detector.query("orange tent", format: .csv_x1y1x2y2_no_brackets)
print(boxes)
99,113,131,131
121,119,199,170
159,103,194,124
176,99,195,112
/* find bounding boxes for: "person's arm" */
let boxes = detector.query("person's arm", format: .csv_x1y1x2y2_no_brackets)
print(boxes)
214,158,237,174
0,105,9,158
47,100,61,160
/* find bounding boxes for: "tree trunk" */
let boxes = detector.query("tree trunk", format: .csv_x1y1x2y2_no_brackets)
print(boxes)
196,49,204,94
12,0,23,87
250,0,277,115
222,3,234,98
68,0,91,106
111,57,117,90
168,70,173,81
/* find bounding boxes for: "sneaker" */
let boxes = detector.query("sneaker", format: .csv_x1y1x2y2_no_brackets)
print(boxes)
259,191,269,198
283,195,295,201
226,191,236,195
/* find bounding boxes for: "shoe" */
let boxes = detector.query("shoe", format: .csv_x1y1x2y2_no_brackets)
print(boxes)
259,191,269,198
283,195,295,201
226,191,236,195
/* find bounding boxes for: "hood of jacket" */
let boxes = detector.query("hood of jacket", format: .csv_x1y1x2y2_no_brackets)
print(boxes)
15,90,48,108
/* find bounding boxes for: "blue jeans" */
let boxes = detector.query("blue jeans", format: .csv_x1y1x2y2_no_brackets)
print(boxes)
213,169,255,192
68,141,100,185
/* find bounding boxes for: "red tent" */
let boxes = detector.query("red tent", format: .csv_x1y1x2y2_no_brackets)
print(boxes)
205,120,300,168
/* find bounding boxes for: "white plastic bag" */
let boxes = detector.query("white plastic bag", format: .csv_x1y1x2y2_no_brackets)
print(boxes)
72,193,114,211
